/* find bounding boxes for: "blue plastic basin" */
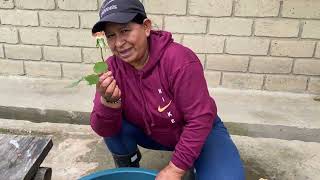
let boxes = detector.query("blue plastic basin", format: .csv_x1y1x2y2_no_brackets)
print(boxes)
79,168,158,180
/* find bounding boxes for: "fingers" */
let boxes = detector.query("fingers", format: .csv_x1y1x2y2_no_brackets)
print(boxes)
96,71,121,102
100,71,113,86
101,76,114,88
112,85,121,99
96,71,113,94
117,86,121,97
104,79,116,99
97,71,112,86
99,71,112,81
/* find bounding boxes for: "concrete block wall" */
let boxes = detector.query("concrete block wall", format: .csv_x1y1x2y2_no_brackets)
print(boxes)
0,0,319,94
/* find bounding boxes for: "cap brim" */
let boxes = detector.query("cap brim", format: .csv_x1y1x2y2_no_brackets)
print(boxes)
92,12,137,34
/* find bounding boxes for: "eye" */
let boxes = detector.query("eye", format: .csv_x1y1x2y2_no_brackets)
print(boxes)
120,29,131,34
106,33,115,39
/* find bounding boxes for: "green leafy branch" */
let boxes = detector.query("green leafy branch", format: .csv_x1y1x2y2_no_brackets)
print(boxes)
67,32,108,88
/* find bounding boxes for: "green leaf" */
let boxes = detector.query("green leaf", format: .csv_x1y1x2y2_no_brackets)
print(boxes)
65,77,84,88
96,38,106,48
96,39,100,48
84,74,99,85
94,62,108,74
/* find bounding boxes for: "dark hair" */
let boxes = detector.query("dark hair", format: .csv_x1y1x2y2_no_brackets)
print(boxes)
131,13,147,24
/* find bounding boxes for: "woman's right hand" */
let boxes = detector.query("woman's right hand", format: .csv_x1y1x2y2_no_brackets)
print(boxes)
96,71,121,106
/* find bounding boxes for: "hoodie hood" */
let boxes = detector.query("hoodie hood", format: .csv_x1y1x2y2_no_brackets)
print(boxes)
142,30,173,75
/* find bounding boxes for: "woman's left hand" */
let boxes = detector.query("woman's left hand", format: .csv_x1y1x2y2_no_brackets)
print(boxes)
155,161,185,180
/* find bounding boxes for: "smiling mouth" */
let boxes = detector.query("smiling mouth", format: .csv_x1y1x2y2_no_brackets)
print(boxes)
119,48,132,58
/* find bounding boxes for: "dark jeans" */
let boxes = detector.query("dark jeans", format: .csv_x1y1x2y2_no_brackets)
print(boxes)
104,116,245,180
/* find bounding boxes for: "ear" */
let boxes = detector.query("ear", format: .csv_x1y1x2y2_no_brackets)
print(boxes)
143,18,152,37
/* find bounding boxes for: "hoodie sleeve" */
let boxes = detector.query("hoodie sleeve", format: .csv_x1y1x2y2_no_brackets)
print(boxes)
90,92,122,137
169,60,217,170
90,57,122,137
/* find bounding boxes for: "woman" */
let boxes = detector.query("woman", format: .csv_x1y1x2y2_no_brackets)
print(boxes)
90,0,245,179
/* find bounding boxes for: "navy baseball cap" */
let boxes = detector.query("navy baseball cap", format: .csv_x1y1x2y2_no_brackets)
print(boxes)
92,0,147,34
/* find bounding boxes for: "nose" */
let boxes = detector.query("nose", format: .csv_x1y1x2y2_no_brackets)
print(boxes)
115,34,125,48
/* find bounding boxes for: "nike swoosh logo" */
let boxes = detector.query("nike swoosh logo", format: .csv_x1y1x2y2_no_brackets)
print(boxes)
158,100,172,112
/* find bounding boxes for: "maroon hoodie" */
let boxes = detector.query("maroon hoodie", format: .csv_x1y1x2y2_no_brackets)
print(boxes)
90,30,217,170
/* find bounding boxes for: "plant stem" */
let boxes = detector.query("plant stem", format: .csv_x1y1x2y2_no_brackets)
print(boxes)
100,47,104,62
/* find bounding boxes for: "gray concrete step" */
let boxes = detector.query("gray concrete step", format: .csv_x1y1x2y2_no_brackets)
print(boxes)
0,76,320,143
0,118,319,180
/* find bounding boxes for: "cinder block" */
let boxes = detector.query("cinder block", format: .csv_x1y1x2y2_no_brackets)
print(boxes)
209,18,252,36
316,44,320,58
196,54,206,68
0,10,38,26
5,44,42,60
265,75,308,93
234,0,280,17
98,0,104,8
0,59,24,75
25,61,61,78
79,13,99,29
183,35,225,53
44,46,82,63
164,16,207,34
206,55,249,72
249,57,293,74
308,78,320,94
302,20,320,39
40,11,79,28
189,0,232,17
60,29,96,48
222,73,264,90
62,63,93,79
20,28,58,46
0,0,14,9
144,0,187,15
57,0,97,10
83,48,99,64
226,37,270,55
172,34,183,43
0,27,18,44
204,71,221,87
255,19,299,37
271,40,315,57
148,15,163,30
293,59,320,76
282,0,320,19
0,44,4,58
15,0,55,10
83,48,113,64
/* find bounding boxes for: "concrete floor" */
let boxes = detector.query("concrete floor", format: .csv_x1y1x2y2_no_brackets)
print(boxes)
1,118,320,180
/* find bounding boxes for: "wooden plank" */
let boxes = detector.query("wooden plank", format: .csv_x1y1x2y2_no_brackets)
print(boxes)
0,134,53,180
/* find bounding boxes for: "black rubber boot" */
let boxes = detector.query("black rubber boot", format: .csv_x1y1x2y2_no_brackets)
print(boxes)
112,149,142,168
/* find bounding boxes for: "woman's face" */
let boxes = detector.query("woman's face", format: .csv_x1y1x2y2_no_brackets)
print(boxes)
104,19,151,69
